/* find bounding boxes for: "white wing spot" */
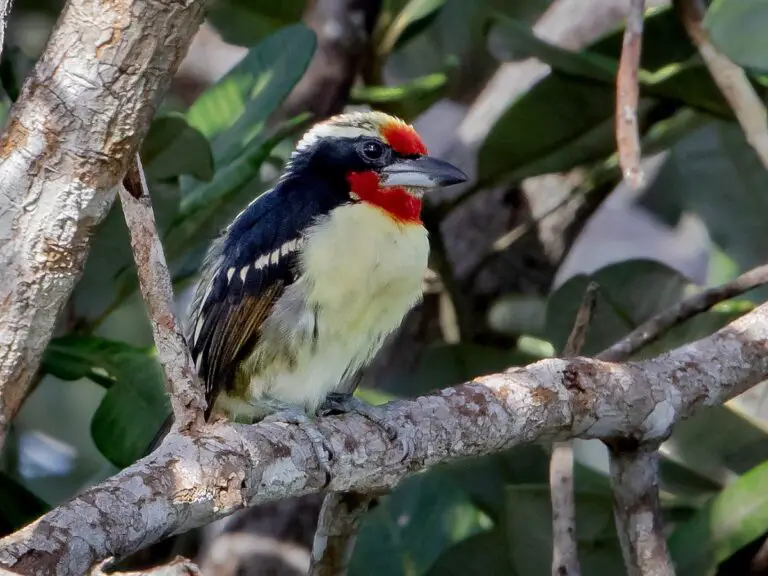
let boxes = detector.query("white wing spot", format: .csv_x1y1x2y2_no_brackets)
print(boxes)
253,238,304,270
193,315,204,344
226,267,236,283
240,265,250,283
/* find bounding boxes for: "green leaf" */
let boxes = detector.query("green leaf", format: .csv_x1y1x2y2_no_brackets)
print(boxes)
349,471,486,576
91,353,171,468
662,403,768,490
42,336,127,388
141,113,213,182
423,530,515,576
670,460,768,576
350,70,452,121
504,484,624,575
0,473,50,536
546,259,752,359
640,121,768,294
489,14,617,83
207,0,305,47
705,0,768,73
546,260,691,356
186,24,316,166
380,0,447,55
42,336,171,468
479,7,733,184
478,74,615,183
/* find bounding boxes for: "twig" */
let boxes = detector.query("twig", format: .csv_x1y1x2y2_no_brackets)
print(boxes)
119,154,206,430
608,446,675,576
598,262,768,362
616,0,645,188
309,492,374,576
677,0,768,169
551,282,598,576
2,294,768,574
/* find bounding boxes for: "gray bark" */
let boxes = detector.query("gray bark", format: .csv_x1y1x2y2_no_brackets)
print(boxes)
0,0,208,449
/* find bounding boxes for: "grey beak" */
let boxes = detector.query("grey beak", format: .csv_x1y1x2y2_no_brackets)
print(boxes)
379,156,468,189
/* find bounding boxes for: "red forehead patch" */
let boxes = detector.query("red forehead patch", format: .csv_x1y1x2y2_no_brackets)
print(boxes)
381,123,427,156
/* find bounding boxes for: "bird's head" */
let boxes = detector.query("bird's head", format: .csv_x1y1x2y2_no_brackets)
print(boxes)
286,111,468,223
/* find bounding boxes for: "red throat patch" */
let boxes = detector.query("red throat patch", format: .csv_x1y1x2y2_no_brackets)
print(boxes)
381,123,428,156
346,171,422,224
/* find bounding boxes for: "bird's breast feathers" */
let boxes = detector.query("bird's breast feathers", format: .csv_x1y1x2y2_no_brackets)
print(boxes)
240,202,429,411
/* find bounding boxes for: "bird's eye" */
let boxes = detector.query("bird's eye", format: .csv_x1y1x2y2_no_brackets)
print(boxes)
361,141,385,161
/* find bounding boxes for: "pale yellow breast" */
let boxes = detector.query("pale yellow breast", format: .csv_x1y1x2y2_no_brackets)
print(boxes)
300,203,429,337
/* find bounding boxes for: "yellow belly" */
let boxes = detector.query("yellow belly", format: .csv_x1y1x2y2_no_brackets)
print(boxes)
241,203,429,414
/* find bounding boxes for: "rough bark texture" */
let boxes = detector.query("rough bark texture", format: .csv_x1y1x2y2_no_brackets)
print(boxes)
609,448,675,576
0,0,208,449
308,492,373,576
120,157,207,429
2,299,768,575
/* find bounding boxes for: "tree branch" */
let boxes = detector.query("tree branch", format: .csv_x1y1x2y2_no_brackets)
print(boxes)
599,262,768,362
0,0,207,450
278,0,383,121
0,0,12,63
308,492,374,576
551,282,598,576
608,447,675,576
677,0,768,169
2,295,768,574
119,155,206,430
616,0,645,188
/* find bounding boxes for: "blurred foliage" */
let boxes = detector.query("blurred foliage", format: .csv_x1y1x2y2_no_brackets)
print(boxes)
3,0,768,574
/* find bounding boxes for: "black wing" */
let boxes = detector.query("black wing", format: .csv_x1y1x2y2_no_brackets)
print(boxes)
187,176,349,417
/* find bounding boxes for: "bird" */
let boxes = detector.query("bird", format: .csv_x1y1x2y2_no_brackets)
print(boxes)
179,110,467,467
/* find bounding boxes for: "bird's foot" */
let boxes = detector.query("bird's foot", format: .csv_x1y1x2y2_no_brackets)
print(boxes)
262,408,332,485
317,393,408,461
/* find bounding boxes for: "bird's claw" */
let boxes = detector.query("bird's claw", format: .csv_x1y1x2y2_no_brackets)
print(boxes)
262,409,332,486
318,393,408,461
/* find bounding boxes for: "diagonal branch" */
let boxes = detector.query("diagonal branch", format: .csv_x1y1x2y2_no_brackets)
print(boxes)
2,295,768,575
119,154,206,430
0,0,207,451
599,262,768,362
677,0,768,169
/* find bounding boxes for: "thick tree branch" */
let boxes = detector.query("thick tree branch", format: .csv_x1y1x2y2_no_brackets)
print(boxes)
0,0,207,450
119,155,206,430
550,282,597,576
616,0,645,188
2,297,768,574
677,0,768,169
308,492,373,576
608,447,675,576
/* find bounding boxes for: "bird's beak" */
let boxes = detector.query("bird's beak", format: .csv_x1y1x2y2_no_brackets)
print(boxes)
379,156,468,189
